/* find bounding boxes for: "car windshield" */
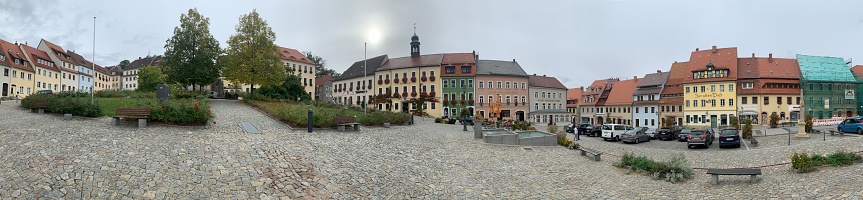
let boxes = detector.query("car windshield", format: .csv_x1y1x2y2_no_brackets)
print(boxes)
601,125,612,130
646,128,656,132
659,128,670,131
624,129,639,134
720,130,738,136
689,131,705,136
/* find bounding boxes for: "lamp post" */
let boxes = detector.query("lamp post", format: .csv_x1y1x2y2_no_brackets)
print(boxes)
91,16,96,104
463,86,467,131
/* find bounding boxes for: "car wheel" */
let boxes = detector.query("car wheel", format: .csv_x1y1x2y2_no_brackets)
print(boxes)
687,145,692,149
635,138,639,144
839,127,843,133
858,128,862,135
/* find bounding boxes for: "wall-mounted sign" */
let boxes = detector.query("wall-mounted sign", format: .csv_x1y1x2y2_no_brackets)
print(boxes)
845,90,855,100
693,93,723,99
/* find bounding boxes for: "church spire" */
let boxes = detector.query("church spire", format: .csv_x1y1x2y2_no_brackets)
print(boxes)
410,23,420,57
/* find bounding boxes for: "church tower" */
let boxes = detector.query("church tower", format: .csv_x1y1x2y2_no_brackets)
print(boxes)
410,25,420,57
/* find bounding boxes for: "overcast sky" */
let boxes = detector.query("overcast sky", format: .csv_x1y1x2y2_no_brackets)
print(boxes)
2,0,861,88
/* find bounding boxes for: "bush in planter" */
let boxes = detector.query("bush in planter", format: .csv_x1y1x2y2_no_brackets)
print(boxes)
547,124,558,134
742,118,753,138
21,93,55,109
44,96,103,117
805,114,813,133
769,113,780,128
150,99,212,125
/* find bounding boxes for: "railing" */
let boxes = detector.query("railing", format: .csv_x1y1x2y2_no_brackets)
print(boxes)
813,117,844,126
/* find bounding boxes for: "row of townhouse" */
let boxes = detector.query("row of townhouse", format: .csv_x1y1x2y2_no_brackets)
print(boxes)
327,32,569,124
222,46,317,98
569,45,863,129
1,38,119,99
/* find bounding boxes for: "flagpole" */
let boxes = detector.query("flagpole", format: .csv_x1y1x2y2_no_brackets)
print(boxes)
364,42,367,115
91,16,96,104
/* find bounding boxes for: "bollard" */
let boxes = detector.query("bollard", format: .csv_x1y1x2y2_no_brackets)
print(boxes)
308,109,313,133
411,114,415,125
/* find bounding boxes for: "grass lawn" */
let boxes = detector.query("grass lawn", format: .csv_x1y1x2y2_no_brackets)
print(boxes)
96,98,157,116
248,101,410,128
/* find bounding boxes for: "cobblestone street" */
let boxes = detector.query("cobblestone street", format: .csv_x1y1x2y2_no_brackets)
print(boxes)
1,99,863,199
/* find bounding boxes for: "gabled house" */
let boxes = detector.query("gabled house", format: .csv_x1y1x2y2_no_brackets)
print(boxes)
632,70,670,128
67,51,94,92
683,46,739,128
440,52,477,118
333,54,387,108
38,39,79,92
475,59,529,121
604,77,641,126
0,40,36,98
567,87,584,123
658,62,688,127
797,54,857,119
122,56,162,90
528,74,568,125
737,53,801,125
19,43,61,94
314,75,333,102
579,78,619,125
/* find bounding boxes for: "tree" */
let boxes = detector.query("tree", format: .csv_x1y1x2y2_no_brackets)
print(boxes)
163,8,222,91
303,51,340,77
742,118,753,139
405,93,438,117
664,116,675,127
221,9,284,95
256,74,311,101
729,116,739,128
805,114,814,133
118,60,130,69
769,112,780,128
136,66,165,92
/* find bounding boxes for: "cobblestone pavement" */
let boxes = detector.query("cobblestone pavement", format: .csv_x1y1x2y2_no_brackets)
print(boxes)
1,100,863,199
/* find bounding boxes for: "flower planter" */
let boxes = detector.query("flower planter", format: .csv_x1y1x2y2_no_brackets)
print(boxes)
461,100,466,105
368,85,372,89
429,92,436,97
430,76,436,81
411,77,416,82
378,80,383,84
393,93,401,98
468,100,474,105
385,79,390,84
402,92,408,98
402,77,408,83
421,76,427,82
421,92,428,97
411,92,417,97
443,100,449,106
394,79,399,83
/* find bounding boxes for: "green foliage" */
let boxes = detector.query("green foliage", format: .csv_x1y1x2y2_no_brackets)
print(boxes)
459,108,471,119
136,66,165,92
792,151,862,173
250,101,410,127
769,113,780,128
255,74,311,101
221,10,284,94
434,118,442,123
615,153,693,183
163,8,222,90
511,120,531,131
20,93,53,109
21,94,103,117
665,116,675,127
547,124,558,134
742,118,753,139
729,116,739,128
150,99,212,125
94,90,155,98
303,51,339,77
805,114,814,133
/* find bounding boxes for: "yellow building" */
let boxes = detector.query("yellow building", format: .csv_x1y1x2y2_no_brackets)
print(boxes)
373,54,443,118
682,46,739,128
20,44,61,93
1,40,35,98
224,47,316,98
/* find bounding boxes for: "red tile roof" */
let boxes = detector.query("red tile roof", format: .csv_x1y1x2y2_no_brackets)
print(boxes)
19,44,60,72
41,39,75,64
756,57,799,79
567,87,583,108
528,75,567,89
684,47,738,84
658,97,683,104
604,78,641,105
315,75,333,86
580,78,619,106
277,46,314,65
661,62,688,95
0,39,34,72
852,65,863,78
441,53,476,65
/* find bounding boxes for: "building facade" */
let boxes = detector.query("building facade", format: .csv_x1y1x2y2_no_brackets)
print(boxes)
374,54,442,117
1,40,35,98
122,56,162,90
278,47,316,98
632,71,669,129
333,54,387,107
20,43,61,94
528,74,569,125
580,78,618,125
659,62,687,127
566,87,583,123
683,46,739,128
38,39,79,92
736,54,801,125
440,52,476,118
68,51,94,92
475,60,529,121
604,77,640,126
797,54,858,119
314,75,333,102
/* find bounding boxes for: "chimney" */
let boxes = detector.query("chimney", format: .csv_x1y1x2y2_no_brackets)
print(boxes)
768,53,773,63
711,46,717,53
657,70,661,73
633,76,638,80
752,53,755,59
513,59,516,63
696,48,699,51
543,74,546,77
674,61,678,63
138,57,142,59
533,73,536,76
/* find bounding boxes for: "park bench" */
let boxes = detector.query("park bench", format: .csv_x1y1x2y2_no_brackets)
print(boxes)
828,130,845,137
578,147,602,161
780,122,797,127
113,108,151,128
31,102,48,114
335,116,360,132
705,168,762,184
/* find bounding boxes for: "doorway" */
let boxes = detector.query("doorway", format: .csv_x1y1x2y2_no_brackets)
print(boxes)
515,111,525,121
1,83,7,96
710,115,718,128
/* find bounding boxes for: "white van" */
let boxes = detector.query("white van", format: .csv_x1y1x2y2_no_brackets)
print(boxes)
601,124,633,141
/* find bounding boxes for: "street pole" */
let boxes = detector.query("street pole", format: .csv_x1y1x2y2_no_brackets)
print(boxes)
91,16,96,104
463,87,467,131
364,42,367,115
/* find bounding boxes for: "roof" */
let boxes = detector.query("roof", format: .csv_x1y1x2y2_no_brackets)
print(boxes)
441,53,476,65
579,78,619,106
377,54,443,71
851,65,863,79
636,71,670,88
125,56,163,70
19,44,60,72
567,87,583,107
67,51,92,69
796,54,856,83
334,54,388,81
660,62,688,95
684,47,738,83
528,75,567,89
315,75,333,86
475,59,528,77
604,78,641,105
739,56,799,80
41,39,75,64
0,39,34,72
658,96,683,104
277,46,314,65
632,87,662,96
106,66,124,75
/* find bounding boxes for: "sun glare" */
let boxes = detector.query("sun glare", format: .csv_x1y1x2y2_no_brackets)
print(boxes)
368,29,381,44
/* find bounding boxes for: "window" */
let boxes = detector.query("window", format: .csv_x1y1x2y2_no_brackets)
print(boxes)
505,81,510,89
542,92,546,98
535,92,538,98
763,97,769,105
411,72,416,77
488,81,493,88
522,96,526,104
521,82,526,90
729,99,734,106
535,103,539,110
742,97,748,104
686,87,690,93
700,86,705,93
430,71,435,77
752,97,757,104
468,80,473,88
711,99,716,107
460,80,465,87
479,96,484,104
686,100,690,107
719,85,725,92
796,97,801,105
421,71,427,77
635,107,639,113
431,85,435,93
777,97,782,105
720,99,725,107
742,82,753,89
711,85,715,92
478,81,483,89
497,81,502,89
650,107,655,113
461,66,471,74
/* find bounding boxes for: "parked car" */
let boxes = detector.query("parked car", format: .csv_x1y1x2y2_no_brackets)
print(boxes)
656,127,677,140
36,90,53,94
687,130,713,149
706,128,716,139
677,129,692,142
644,127,658,139
584,125,602,137
837,117,863,134
564,124,577,133
718,128,741,148
620,129,651,144
601,124,633,141
576,123,591,134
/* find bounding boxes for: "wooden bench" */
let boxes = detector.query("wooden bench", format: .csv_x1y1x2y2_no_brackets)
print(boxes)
335,116,360,132
706,168,761,184
113,108,151,128
578,147,602,161
31,102,48,114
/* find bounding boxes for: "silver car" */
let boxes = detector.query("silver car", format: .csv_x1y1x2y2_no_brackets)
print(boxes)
619,129,651,144
644,127,658,139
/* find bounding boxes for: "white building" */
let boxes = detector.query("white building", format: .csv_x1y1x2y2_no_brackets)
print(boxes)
528,74,569,125
332,54,388,107
631,70,670,129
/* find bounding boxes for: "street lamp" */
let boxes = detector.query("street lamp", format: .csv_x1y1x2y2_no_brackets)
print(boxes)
463,86,467,132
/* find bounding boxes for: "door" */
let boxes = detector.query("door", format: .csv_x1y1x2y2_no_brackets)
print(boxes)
710,116,718,128
1,83,7,96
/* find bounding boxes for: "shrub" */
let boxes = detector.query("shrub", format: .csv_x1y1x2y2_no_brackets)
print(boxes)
791,152,818,173
805,114,814,133
769,113,780,128
791,151,861,173
547,124,558,134
434,118,442,123
94,90,156,98
614,152,693,183
729,116,739,128
824,152,862,166
511,121,531,131
21,93,55,109
252,101,409,127
742,118,753,139
22,94,103,117
149,99,212,125
527,126,537,131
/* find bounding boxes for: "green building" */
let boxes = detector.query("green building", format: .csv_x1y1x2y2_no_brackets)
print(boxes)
852,65,863,116
440,53,477,118
797,54,858,119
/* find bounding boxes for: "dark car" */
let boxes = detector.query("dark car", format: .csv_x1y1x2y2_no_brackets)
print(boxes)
36,90,53,94
687,130,713,148
564,124,576,133
584,125,602,137
575,123,591,134
718,128,741,148
677,129,692,142
656,127,675,140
